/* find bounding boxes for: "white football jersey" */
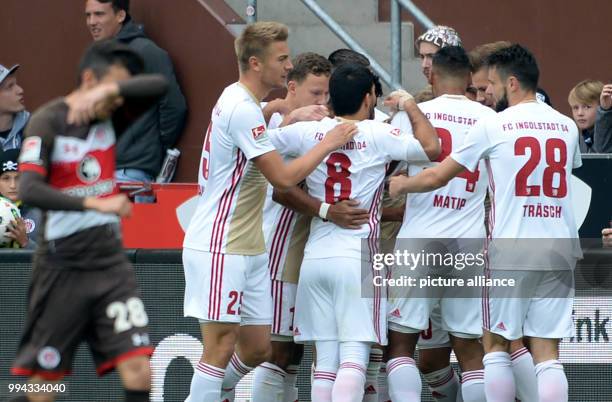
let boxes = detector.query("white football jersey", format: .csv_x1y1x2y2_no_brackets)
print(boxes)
183,83,275,255
268,117,429,260
262,111,311,282
391,94,496,238
451,101,582,240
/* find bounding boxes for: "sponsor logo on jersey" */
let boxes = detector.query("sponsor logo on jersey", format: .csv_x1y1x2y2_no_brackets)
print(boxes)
37,346,61,369
77,155,102,183
390,308,402,318
19,136,42,163
251,125,266,140
496,322,507,331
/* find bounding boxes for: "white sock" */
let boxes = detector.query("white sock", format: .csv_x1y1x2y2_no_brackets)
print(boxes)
535,360,568,402
312,340,339,402
251,362,286,402
386,357,421,402
283,364,299,402
186,362,225,402
422,366,460,401
460,370,485,402
363,348,383,402
312,370,336,402
333,362,367,402
510,347,539,402
221,353,253,401
377,364,390,402
483,352,515,402
332,341,370,402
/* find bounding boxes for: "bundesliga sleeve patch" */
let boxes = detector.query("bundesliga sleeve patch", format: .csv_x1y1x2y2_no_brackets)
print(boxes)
19,136,43,163
251,125,266,140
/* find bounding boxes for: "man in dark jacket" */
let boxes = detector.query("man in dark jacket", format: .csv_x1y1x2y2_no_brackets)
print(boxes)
85,0,187,185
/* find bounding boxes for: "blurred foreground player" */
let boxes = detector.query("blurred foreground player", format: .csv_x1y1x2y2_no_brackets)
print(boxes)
389,44,581,402
10,40,168,402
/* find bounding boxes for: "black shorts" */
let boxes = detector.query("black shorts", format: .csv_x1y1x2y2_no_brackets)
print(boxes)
11,260,153,380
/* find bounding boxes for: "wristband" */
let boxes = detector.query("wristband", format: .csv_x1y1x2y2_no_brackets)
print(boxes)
318,202,331,220
398,94,414,111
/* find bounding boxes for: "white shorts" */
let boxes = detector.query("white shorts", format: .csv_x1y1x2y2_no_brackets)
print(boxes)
483,270,575,340
183,248,272,325
418,306,452,348
271,279,297,338
388,296,482,339
293,257,387,345
389,304,452,348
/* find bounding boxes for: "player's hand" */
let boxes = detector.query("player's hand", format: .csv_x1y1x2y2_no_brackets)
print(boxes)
327,199,370,229
383,89,414,112
288,105,329,123
387,175,410,199
66,82,122,126
84,194,132,217
603,228,612,248
322,122,358,150
600,84,612,110
6,218,28,248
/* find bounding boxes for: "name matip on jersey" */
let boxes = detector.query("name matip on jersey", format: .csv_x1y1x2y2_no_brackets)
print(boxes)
268,117,430,260
451,101,582,241
183,83,275,255
391,94,496,238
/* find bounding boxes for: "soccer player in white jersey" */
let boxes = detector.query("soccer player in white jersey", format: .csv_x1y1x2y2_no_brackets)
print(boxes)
252,52,333,402
470,40,541,402
386,45,495,402
389,44,582,402
182,22,358,402
268,64,440,402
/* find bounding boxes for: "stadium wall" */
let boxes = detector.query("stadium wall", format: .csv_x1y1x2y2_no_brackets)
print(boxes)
0,0,242,182
378,0,612,114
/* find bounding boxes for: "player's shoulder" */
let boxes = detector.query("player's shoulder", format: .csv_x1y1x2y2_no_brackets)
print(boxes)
219,83,261,119
25,98,68,138
359,119,404,138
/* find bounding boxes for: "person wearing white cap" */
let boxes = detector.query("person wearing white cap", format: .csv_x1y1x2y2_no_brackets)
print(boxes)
0,64,29,151
415,25,462,82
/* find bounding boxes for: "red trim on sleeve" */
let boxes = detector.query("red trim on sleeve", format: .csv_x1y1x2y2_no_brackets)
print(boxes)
96,346,154,376
11,367,71,381
19,163,47,177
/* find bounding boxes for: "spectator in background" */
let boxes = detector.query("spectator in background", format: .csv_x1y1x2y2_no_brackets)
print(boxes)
0,148,40,248
568,80,612,153
469,41,512,108
415,25,462,83
85,0,187,186
0,64,29,151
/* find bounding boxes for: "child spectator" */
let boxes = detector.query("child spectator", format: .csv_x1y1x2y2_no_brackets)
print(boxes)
0,148,40,248
568,79,612,153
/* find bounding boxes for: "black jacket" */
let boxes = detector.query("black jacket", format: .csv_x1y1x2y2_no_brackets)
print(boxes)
115,20,187,177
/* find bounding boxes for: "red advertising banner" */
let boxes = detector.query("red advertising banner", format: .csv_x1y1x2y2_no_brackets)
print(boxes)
120,183,199,249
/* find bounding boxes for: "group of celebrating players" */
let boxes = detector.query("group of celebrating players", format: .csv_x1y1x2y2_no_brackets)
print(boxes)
8,18,581,402
183,21,581,402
